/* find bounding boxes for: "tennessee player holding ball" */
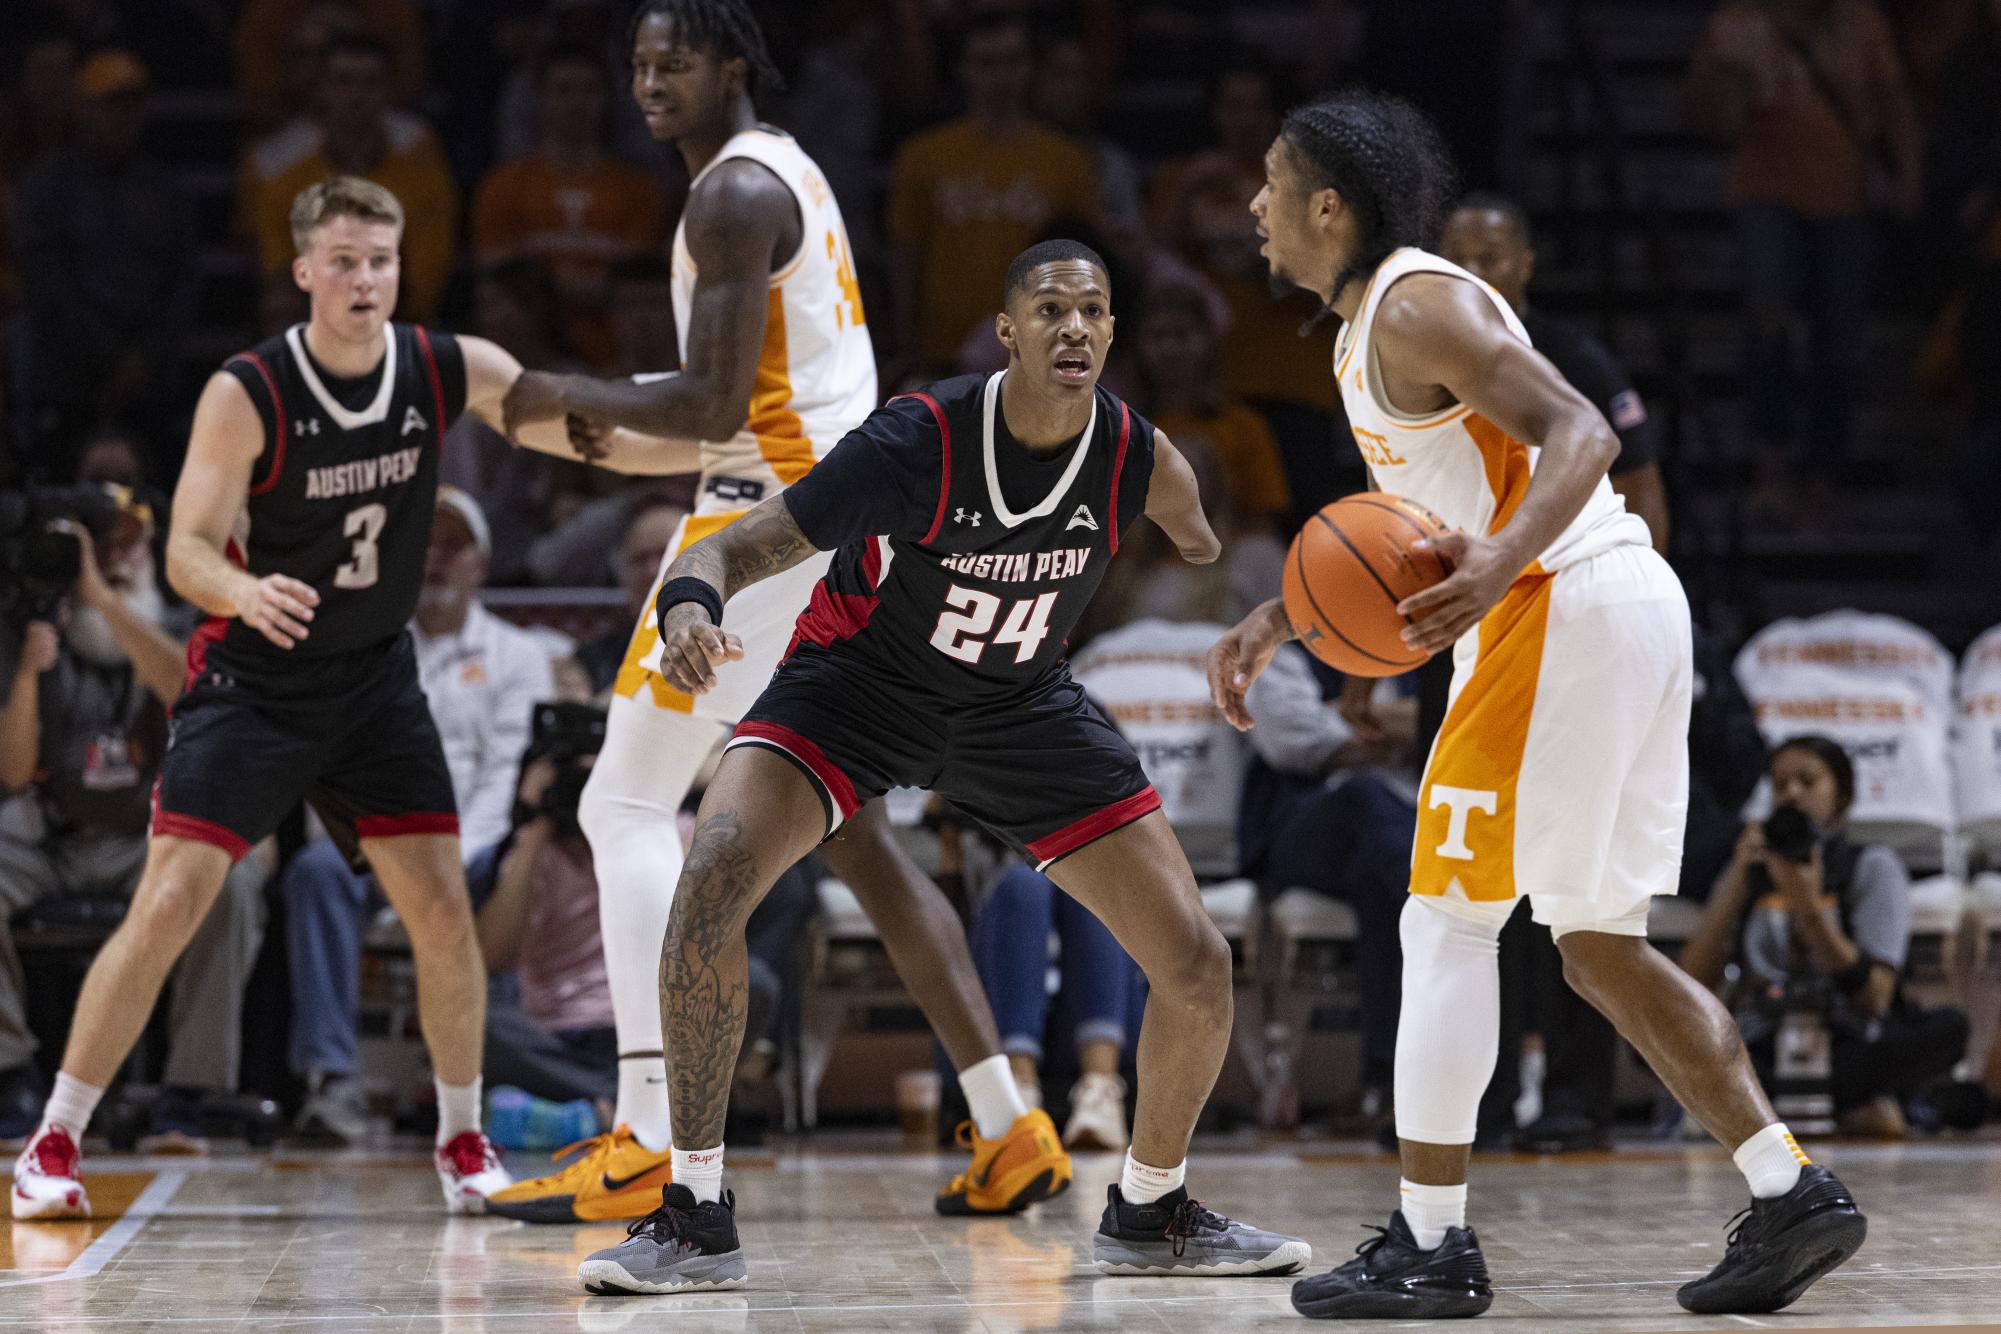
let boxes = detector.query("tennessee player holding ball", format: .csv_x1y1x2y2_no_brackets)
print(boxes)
1209,90,1865,1319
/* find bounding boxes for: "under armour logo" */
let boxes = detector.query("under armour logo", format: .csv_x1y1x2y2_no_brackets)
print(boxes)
294,418,321,436
955,508,982,526
401,406,429,436
1066,503,1099,532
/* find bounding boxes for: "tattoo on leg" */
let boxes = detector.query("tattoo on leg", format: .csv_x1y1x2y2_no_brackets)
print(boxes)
661,810,758,1148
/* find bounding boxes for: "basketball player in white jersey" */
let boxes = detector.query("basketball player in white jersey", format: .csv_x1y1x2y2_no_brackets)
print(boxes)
1208,91,1866,1318
498,0,1069,1223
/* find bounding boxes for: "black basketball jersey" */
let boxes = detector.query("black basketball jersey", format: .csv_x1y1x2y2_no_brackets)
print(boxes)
214,323,467,668
781,372,1156,699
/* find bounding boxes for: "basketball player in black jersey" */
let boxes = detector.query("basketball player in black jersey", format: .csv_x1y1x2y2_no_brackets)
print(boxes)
9,177,587,1219
574,241,1312,1295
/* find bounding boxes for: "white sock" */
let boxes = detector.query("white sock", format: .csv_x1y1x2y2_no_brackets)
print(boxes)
958,1054,1030,1140
1734,1122,1809,1199
1399,1178,1468,1250
434,1076,481,1145
1394,897,1505,1146
616,1054,671,1151
580,699,717,1154
672,1144,725,1204
1120,1151,1185,1204
42,1071,105,1140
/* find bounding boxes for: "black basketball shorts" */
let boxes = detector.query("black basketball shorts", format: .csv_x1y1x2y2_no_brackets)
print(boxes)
151,630,458,862
731,645,1160,869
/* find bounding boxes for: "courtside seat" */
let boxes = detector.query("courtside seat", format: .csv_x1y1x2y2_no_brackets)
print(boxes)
1902,875,1971,1012
1647,895,1707,954
794,877,902,1130
1253,888,1362,1128
1197,877,1269,1113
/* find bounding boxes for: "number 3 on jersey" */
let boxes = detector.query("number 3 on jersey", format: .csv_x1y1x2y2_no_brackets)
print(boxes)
929,585,1057,665
334,502,386,589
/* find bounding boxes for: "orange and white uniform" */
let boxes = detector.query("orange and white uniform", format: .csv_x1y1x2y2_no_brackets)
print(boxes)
1335,247,1688,934
617,126,877,722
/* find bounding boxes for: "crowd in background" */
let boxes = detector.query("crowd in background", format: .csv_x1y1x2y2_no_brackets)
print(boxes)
2,0,2000,1148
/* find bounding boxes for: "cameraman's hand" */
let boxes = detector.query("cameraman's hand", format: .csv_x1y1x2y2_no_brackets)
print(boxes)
63,522,113,610
1763,842,1824,907
517,756,559,813
238,572,319,650
19,623,59,677
1731,821,1767,868
656,602,743,695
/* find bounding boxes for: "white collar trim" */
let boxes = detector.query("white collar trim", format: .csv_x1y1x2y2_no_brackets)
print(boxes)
980,371,1095,529
286,324,397,430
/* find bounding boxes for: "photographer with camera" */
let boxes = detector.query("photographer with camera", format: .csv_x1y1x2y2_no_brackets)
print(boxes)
1681,735,1969,1138
0,492,267,1145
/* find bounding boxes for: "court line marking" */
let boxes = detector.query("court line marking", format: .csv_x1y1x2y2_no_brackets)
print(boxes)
0,1169,187,1289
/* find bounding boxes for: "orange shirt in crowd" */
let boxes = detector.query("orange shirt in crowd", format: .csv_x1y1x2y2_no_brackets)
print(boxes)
474,155,666,366
889,118,1098,367
1151,402,1291,521
234,0,427,123
239,116,460,324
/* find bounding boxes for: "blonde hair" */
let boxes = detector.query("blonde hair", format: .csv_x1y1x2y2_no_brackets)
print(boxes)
289,176,404,255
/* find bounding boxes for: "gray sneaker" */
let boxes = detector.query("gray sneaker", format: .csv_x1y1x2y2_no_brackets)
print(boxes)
292,1072,367,1146
1093,1184,1312,1276
578,1185,747,1294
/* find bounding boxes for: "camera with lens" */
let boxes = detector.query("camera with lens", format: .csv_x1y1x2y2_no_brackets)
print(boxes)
1761,803,1822,864
513,701,607,839
0,485,148,628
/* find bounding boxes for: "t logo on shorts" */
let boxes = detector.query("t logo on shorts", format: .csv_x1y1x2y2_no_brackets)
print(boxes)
1427,785,1498,860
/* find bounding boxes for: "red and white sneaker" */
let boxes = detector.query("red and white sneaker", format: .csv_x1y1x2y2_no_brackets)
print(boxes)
436,1130,511,1214
13,1125,90,1220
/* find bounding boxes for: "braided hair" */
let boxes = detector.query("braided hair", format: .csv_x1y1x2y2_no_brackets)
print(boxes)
629,0,786,104
1280,90,1458,317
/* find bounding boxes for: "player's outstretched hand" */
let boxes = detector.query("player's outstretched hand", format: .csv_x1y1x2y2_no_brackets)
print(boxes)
501,370,567,445
656,602,744,695
1397,531,1513,655
239,572,319,650
1206,598,1290,732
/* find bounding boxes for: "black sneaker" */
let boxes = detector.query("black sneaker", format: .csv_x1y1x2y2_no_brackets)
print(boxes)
1677,1165,1866,1314
576,1184,747,1294
1092,1184,1311,1275
1291,1210,1493,1319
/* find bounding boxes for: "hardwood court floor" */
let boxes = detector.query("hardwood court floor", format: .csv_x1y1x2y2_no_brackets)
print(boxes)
0,1138,1995,1331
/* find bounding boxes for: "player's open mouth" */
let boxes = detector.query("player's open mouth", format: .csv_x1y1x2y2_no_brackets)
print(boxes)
1053,351,1091,381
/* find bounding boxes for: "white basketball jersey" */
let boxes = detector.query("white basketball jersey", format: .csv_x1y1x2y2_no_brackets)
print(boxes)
671,127,877,517
1332,247,1648,573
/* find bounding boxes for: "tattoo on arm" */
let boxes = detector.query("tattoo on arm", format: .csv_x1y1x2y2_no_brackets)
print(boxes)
663,494,818,602
660,810,760,1150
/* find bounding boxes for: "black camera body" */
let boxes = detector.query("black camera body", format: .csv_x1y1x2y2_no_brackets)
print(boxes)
0,485,137,628
1762,803,1822,864
515,701,607,839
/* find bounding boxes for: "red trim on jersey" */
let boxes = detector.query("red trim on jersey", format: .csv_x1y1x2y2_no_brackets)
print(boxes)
413,325,447,449
904,391,953,545
151,810,251,863
355,812,460,840
179,537,247,698
1107,402,1132,555
787,536,883,653
236,354,288,496
731,721,860,821
1027,785,1161,866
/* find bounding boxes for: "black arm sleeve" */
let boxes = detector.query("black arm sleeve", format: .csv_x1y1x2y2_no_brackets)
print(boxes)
781,395,944,549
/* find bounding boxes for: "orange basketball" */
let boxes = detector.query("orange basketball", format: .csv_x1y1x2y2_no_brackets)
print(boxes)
1281,493,1455,676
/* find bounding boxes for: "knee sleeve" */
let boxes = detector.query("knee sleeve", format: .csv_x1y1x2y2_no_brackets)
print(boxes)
581,696,725,1055
1393,895,1509,1146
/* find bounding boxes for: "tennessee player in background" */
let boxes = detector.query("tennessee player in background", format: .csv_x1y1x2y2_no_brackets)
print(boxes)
500,0,1070,1224
1212,91,1866,1319
11,178,535,1219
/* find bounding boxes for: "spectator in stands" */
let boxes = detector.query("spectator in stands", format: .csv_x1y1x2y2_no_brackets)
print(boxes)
1146,61,1336,421
1681,734,1969,1138
1134,282,1291,528
601,254,678,380
1033,34,1143,228
576,498,688,697
13,50,195,477
1238,646,1418,1118
0,495,266,1145
472,43,665,369
1687,0,1922,489
239,33,457,322
233,0,426,129
888,12,1099,373
1440,194,1671,552
283,490,555,1142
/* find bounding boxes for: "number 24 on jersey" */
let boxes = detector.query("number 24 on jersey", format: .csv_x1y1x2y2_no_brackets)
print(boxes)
929,585,1056,665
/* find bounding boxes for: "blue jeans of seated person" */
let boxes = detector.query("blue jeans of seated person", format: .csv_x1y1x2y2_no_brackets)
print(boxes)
1255,772,1416,1089
282,838,384,1080
970,861,1140,1066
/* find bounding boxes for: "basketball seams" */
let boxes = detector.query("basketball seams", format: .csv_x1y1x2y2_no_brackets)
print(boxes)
1312,512,1413,625
1287,533,1410,669
1340,494,1454,584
